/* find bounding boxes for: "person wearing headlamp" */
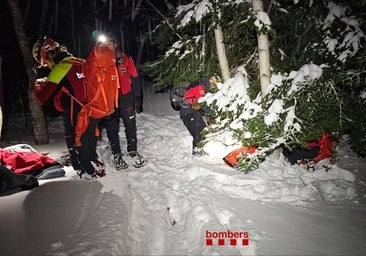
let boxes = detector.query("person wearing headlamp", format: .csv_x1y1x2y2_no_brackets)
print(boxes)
97,34,118,50
96,32,145,169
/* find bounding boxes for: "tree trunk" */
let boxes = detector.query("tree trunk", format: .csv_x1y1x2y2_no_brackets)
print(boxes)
214,25,230,82
136,36,146,66
7,0,49,144
131,0,144,21
252,0,271,97
164,0,175,11
39,0,49,36
0,106,2,139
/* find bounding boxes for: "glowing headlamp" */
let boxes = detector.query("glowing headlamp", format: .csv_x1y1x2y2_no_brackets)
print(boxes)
97,34,107,43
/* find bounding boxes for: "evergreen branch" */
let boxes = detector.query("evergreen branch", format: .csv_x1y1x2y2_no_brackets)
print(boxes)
145,0,183,40
326,81,350,126
244,47,258,68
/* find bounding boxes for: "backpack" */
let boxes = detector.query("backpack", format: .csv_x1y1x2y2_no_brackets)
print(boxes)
169,85,188,111
170,81,205,111
223,146,257,167
73,45,119,146
34,48,119,147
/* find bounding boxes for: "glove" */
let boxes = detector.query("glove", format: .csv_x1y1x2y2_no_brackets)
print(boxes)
34,77,47,92
35,77,47,84
35,77,47,90
191,102,201,110
206,116,216,125
34,84,43,92
205,108,217,118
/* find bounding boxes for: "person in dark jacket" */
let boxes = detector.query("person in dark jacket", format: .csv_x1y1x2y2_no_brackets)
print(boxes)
33,38,104,179
282,141,320,165
180,74,220,155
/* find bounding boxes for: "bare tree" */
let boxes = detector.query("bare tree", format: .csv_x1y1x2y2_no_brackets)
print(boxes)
214,25,230,82
7,0,49,144
252,0,271,96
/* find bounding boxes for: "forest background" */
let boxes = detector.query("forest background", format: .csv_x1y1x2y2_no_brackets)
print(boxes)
0,0,365,170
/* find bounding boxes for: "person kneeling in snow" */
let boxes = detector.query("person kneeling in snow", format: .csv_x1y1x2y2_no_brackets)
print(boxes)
179,74,220,156
283,133,336,171
283,141,320,165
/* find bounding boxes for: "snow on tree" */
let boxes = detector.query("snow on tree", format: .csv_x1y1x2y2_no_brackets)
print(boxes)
142,0,366,169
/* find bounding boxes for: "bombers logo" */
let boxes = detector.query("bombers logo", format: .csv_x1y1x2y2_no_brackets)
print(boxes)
205,230,249,246
76,72,85,79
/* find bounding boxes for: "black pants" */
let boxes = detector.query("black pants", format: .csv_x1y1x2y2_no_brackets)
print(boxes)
180,110,207,148
283,146,320,164
63,104,98,174
103,92,138,154
78,117,98,174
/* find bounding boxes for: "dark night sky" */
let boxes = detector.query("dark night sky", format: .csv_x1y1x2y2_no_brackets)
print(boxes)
0,0,175,115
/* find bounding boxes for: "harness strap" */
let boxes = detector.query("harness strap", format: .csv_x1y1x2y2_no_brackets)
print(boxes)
61,87,85,126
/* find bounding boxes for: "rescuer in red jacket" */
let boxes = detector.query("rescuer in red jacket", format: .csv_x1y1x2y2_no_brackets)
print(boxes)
101,43,145,169
179,74,220,156
33,38,105,180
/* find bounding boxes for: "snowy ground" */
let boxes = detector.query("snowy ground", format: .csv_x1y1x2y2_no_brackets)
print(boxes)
1,83,366,255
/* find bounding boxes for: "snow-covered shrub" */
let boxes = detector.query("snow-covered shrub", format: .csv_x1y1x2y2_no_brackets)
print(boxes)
201,63,348,172
142,0,366,163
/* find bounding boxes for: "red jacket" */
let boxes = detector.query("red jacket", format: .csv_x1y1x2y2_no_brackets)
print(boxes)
34,57,86,112
117,53,138,94
184,84,206,104
0,149,57,174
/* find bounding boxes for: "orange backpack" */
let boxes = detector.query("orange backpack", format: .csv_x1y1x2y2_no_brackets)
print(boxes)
74,45,119,146
224,146,257,167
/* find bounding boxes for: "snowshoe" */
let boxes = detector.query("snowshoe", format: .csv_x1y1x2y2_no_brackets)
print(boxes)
329,153,338,165
93,169,106,177
77,170,94,180
192,147,203,156
128,151,145,168
91,159,106,177
77,170,104,180
113,153,128,170
306,159,315,172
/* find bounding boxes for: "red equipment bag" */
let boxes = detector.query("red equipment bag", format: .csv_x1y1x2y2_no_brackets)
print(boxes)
224,146,257,167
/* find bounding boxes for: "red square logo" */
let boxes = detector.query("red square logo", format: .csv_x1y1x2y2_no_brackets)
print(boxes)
230,239,237,246
218,239,225,246
242,239,249,246
206,239,212,246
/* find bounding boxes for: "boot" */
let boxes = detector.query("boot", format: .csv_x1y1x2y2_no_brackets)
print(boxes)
192,147,203,156
113,153,128,170
128,151,145,168
91,159,106,177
